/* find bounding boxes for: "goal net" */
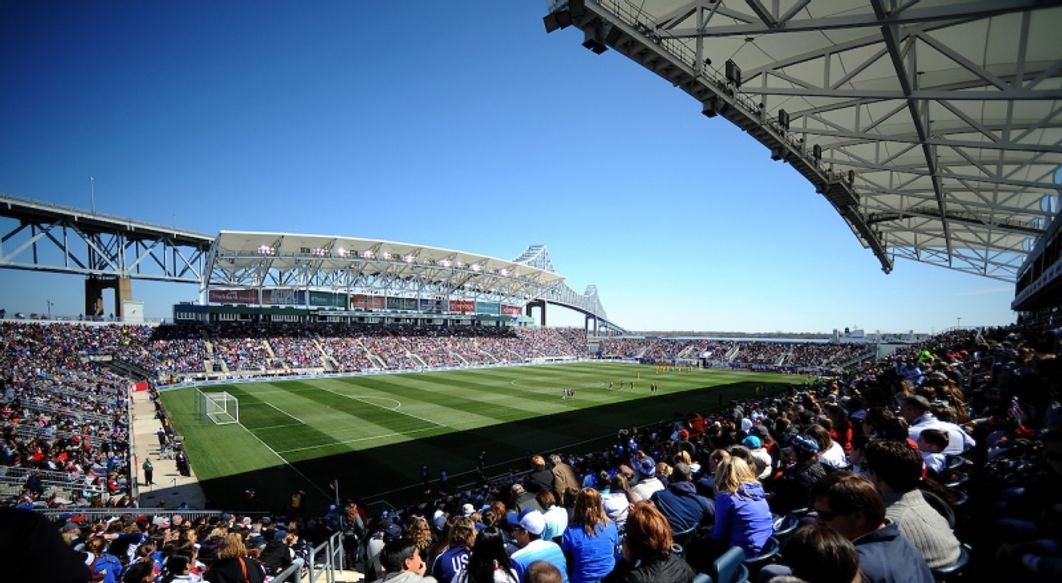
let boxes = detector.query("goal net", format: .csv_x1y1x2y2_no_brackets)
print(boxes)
195,388,239,425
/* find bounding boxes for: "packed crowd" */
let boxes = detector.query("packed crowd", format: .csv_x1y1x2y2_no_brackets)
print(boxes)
5,319,1060,582
0,323,138,506
600,337,870,371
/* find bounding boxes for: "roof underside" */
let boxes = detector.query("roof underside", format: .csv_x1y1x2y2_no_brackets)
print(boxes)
209,231,567,304
552,0,1062,281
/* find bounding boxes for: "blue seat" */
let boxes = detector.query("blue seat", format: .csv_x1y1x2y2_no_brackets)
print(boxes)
696,546,748,583
772,513,799,542
742,536,781,575
931,544,971,581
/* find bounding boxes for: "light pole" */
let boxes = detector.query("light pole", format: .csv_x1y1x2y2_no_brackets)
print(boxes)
956,317,962,329
47,300,53,320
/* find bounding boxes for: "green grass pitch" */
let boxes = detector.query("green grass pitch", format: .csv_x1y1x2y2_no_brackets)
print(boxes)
159,362,804,511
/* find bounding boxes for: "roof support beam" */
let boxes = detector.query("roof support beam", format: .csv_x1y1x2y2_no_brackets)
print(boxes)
872,0,953,261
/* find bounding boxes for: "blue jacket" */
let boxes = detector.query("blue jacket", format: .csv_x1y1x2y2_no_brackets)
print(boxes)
711,482,773,556
561,521,618,583
650,481,714,535
854,521,934,583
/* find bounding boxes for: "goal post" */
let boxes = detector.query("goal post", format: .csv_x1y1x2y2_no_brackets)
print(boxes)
195,387,240,425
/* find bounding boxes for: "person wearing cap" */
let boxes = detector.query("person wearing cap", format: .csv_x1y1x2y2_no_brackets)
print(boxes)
741,435,773,480
649,462,713,542
770,433,828,514
510,483,543,515
900,394,975,456
628,458,664,503
509,510,569,583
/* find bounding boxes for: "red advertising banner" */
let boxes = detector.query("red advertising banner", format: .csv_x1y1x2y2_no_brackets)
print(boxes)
209,289,259,304
449,299,475,314
501,304,523,316
129,382,149,392
351,294,386,311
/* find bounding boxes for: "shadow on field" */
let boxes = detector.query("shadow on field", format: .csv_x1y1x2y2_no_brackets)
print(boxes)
196,380,792,511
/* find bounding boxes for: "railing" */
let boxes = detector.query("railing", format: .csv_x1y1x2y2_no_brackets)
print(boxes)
271,531,345,583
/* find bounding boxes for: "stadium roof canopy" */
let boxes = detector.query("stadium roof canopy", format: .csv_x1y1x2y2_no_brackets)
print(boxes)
546,0,1062,281
207,232,615,325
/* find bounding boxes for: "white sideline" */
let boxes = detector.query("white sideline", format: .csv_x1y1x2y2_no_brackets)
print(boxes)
276,427,439,454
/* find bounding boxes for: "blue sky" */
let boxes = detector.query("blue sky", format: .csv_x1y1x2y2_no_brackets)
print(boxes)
0,1,1017,333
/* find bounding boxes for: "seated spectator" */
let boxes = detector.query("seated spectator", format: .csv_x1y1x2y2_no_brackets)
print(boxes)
770,434,827,514
561,488,617,583
779,524,861,583
900,395,975,456
601,475,632,531
509,510,568,583
537,490,568,543
808,424,848,470
809,472,933,583
380,536,437,583
602,501,693,583
863,439,961,568
430,517,475,583
628,458,664,502
204,533,267,583
452,527,518,583
916,429,949,475
649,462,714,540
707,457,772,559
526,560,564,583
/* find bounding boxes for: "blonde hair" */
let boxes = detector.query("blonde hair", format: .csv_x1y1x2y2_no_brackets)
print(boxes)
217,533,247,561
714,456,759,495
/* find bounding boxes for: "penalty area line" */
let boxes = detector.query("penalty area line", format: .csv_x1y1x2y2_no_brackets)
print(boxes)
235,421,327,498
275,427,439,455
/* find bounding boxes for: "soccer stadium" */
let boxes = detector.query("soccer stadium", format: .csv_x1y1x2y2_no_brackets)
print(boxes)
2,1,1061,583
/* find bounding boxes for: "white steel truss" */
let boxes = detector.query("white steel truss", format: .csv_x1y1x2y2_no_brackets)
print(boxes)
546,0,1062,281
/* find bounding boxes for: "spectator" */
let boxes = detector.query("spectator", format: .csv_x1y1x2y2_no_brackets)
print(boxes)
779,524,861,583
707,457,772,559
509,510,568,583
900,395,975,456
204,533,267,583
452,526,518,583
809,472,933,583
430,516,475,583
649,462,714,541
561,488,618,583
380,536,437,583
862,439,961,568
549,454,581,507
536,490,568,543
526,560,564,583
602,501,693,583
628,458,664,502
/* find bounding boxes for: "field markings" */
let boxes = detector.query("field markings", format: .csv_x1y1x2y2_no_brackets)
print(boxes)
262,401,306,425
252,422,304,431
275,427,439,455
315,383,446,428
233,420,328,497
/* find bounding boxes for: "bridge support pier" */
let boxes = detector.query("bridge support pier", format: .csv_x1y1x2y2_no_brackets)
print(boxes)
525,300,546,326
585,315,598,335
85,275,132,319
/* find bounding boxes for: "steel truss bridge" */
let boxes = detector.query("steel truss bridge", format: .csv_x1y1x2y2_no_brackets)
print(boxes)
0,194,623,331
546,0,1062,283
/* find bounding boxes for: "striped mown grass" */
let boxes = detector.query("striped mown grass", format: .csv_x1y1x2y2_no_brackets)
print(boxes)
160,362,804,510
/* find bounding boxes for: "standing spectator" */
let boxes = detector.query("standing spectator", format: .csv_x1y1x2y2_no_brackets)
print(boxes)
549,454,581,507
142,458,154,486
561,488,618,583
602,502,693,583
527,456,554,494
